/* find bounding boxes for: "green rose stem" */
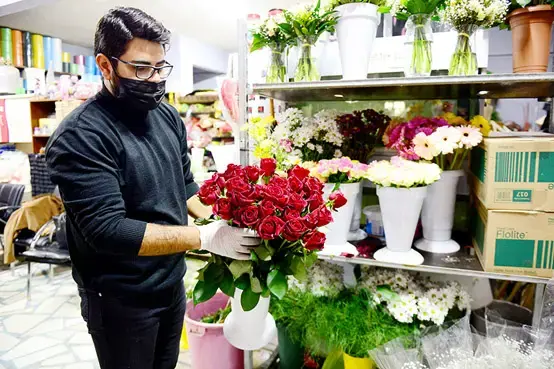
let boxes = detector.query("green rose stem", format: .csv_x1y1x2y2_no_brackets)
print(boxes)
295,43,320,82
449,26,478,76
409,15,432,76
267,46,287,83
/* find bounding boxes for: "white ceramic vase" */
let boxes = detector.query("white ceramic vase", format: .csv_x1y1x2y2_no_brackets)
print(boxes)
348,182,368,241
321,182,361,256
223,289,277,351
207,144,238,173
190,147,205,174
415,170,464,254
336,3,380,80
374,186,427,265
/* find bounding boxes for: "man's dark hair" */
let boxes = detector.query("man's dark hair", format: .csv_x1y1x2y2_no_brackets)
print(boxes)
94,7,170,58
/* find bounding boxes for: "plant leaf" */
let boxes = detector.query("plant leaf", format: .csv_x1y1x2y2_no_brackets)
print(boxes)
219,270,235,297
193,280,218,305
235,274,250,290
290,256,307,281
241,287,261,311
229,260,252,279
254,245,272,261
267,269,288,300
203,262,224,284
250,274,263,293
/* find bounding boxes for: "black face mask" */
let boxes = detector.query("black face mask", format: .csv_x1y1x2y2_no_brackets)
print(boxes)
112,76,166,111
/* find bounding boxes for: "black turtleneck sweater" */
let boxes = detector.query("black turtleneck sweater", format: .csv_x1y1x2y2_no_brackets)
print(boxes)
46,88,199,297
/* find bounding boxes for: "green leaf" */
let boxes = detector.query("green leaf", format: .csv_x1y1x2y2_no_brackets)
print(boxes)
517,0,531,7
219,270,235,297
194,217,213,226
305,251,318,267
376,285,398,301
203,262,224,284
235,274,250,290
290,256,307,281
241,287,261,311
254,245,272,262
229,260,252,279
250,274,263,293
250,34,266,53
261,285,271,298
193,280,218,305
196,263,210,281
267,269,288,300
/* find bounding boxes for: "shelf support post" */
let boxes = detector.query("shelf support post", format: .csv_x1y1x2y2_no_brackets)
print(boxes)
532,283,546,329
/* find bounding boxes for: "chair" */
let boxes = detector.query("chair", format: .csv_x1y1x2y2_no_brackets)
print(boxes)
0,183,25,250
20,212,71,299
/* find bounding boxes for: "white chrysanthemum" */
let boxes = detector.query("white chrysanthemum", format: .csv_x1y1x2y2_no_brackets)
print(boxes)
440,0,508,30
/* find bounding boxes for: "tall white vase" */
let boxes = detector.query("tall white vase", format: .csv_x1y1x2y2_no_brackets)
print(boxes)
415,170,464,254
374,186,427,266
348,183,368,241
223,289,277,351
321,182,361,256
336,3,380,80
207,144,238,173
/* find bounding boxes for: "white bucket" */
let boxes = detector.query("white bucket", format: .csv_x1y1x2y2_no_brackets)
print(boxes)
322,183,361,252
336,3,380,80
207,144,238,173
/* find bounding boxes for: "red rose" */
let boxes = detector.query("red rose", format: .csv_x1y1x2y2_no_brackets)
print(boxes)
260,158,277,177
289,192,308,212
289,165,310,181
222,164,244,180
304,177,324,194
257,216,285,240
259,200,277,217
270,176,288,188
316,206,334,227
225,177,251,193
283,208,301,222
288,176,304,193
307,194,325,211
240,205,260,227
303,230,326,251
198,183,220,206
213,197,232,220
209,173,226,189
283,218,308,241
329,191,348,210
229,187,259,207
245,166,261,183
262,185,289,207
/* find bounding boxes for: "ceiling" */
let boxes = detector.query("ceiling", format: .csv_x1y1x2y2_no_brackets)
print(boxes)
0,0,301,51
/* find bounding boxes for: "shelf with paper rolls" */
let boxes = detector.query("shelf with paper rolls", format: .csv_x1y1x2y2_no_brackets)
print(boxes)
252,73,554,102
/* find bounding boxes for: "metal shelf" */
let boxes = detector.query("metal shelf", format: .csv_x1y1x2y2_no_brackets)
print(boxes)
319,248,550,284
253,73,554,102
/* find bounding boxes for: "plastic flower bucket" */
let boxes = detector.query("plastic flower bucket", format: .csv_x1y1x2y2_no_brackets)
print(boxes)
343,353,377,369
184,293,244,369
277,324,304,369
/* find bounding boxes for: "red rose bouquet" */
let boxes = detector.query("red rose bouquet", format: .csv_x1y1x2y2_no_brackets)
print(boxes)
194,158,346,310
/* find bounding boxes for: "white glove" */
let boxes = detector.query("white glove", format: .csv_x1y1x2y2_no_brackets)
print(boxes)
198,221,261,260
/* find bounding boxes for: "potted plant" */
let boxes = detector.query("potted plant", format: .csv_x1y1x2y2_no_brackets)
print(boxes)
336,109,391,241
278,0,338,82
250,11,294,83
383,0,447,77
506,1,554,73
326,0,385,80
366,157,441,265
193,159,341,350
304,157,371,256
440,0,509,75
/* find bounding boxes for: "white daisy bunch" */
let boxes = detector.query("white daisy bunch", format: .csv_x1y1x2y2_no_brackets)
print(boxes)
312,109,343,147
367,157,442,188
359,267,471,326
414,125,482,162
440,0,509,30
288,260,345,298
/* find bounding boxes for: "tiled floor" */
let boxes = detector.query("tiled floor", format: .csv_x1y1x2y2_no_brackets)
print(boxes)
0,262,276,369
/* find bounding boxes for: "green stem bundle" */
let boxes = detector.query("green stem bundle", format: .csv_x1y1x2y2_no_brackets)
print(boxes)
267,47,287,83
449,26,478,76
295,43,320,82
408,15,432,76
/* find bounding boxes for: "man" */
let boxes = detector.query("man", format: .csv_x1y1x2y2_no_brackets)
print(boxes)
47,7,254,369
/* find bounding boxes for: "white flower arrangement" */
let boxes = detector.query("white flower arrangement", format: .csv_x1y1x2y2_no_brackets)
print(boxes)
288,260,345,298
440,0,509,29
359,267,471,326
367,157,442,188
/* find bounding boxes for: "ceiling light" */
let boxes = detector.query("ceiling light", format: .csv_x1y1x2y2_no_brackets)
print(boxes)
478,90,489,95
334,94,344,98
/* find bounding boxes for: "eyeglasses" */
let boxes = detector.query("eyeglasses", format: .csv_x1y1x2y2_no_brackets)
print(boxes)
111,57,173,80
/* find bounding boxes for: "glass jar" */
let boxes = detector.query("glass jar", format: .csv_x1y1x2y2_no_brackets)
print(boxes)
266,45,287,83
294,41,320,82
449,25,478,76
404,14,433,77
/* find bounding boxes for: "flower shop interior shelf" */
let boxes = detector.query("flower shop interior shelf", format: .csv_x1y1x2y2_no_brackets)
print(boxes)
252,73,554,102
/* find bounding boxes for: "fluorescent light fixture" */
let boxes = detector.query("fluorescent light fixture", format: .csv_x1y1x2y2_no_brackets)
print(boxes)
334,94,344,98
478,90,489,95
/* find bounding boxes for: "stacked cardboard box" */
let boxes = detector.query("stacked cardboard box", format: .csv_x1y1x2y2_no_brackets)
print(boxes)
469,133,554,278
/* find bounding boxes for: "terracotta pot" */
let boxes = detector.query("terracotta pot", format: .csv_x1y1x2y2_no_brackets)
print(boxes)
508,5,554,73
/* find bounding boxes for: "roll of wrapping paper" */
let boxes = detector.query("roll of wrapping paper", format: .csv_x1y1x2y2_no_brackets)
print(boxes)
11,30,23,67
31,34,44,69
23,32,32,67
86,55,95,74
52,38,62,71
70,63,78,75
62,52,70,63
74,54,85,65
1,28,12,62
43,36,52,69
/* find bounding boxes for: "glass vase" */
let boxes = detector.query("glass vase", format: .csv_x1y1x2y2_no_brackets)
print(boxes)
266,46,287,83
294,43,320,82
449,25,478,76
404,14,433,77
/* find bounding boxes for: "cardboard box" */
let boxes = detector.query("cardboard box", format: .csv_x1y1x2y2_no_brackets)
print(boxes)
469,134,554,211
471,198,554,278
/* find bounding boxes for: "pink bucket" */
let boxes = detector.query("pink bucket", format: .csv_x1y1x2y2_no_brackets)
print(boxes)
185,293,244,369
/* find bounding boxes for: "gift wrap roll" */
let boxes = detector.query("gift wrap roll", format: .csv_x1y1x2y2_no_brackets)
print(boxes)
43,36,52,69
23,31,32,67
1,28,12,63
31,33,45,69
52,38,62,72
62,51,71,73
11,30,23,67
